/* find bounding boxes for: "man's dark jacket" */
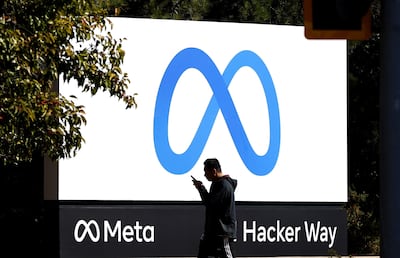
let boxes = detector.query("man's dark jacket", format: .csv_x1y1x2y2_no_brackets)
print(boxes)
197,175,237,239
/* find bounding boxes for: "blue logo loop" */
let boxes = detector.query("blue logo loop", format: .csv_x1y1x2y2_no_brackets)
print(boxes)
154,48,280,176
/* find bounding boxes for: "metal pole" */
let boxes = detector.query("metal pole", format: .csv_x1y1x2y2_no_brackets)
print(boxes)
380,0,400,257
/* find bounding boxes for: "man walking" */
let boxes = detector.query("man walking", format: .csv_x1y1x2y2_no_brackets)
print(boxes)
192,158,237,258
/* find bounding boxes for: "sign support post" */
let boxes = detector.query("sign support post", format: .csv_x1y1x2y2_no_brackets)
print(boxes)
380,0,400,257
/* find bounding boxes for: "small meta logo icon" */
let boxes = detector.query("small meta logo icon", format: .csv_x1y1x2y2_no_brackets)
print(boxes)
153,48,280,176
74,220,100,242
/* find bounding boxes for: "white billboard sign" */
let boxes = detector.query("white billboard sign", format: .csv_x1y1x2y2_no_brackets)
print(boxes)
59,18,347,202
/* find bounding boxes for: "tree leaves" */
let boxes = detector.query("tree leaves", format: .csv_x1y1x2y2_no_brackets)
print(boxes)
0,0,136,165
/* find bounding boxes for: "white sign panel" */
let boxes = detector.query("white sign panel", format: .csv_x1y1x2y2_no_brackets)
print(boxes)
59,18,347,202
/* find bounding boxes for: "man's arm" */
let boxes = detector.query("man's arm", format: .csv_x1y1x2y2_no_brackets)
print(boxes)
192,178,209,202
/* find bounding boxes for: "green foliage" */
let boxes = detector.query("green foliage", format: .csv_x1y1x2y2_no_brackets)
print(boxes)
147,0,209,20
111,0,209,20
0,0,137,165
347,187,380,254
114,0,303,24
346,1,381,254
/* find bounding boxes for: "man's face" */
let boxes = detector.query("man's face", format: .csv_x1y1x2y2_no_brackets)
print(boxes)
204,167,216,181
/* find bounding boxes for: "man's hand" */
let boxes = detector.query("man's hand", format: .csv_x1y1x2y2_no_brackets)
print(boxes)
191,175,203,189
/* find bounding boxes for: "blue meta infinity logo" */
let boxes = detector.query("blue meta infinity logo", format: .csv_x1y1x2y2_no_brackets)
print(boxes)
153,48,280,176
